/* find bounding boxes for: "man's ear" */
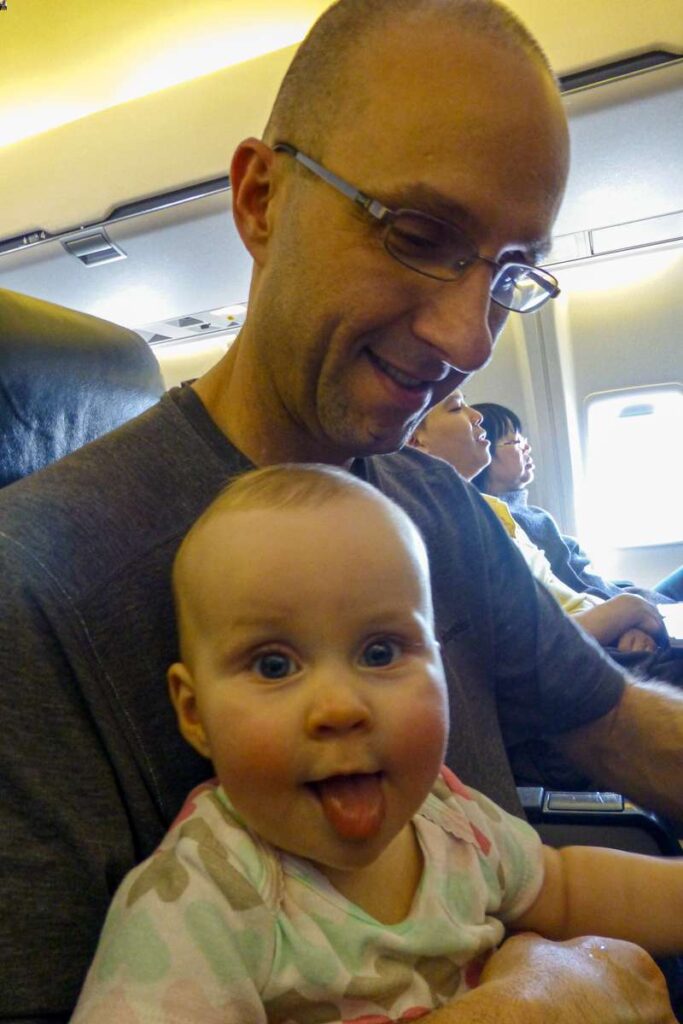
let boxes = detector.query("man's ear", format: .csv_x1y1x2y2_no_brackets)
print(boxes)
230,137,280,267
168,662,212,760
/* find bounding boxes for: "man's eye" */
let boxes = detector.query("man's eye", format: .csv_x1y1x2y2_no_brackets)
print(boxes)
360,639,401,668
390,215,453,256
252,652,297,680
392,225,440,251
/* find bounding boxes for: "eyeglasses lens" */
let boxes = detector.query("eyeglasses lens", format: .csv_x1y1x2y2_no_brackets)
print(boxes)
386,212,555,312
491,265,552,313
385,212,473,280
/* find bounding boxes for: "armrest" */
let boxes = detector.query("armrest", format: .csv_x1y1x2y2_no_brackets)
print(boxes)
518,786,682,856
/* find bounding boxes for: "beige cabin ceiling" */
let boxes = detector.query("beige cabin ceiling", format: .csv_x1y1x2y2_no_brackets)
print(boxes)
0,0,332,147
1,0,682,238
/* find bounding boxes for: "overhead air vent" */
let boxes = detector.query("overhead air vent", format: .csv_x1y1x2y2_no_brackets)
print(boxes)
170,316,203,328
62,230,127,267
137,331,173,344
136,303,247,346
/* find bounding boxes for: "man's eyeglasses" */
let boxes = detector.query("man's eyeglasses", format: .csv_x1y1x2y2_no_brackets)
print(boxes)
273,142,559,314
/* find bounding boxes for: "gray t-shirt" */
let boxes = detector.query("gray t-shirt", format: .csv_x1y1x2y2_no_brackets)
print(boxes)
0,385,625,1022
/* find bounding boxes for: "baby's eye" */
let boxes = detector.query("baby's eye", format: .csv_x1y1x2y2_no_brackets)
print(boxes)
252,651,297,680
360,639,402,668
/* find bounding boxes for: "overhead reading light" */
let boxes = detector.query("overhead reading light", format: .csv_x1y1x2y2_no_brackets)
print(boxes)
62,230,127,267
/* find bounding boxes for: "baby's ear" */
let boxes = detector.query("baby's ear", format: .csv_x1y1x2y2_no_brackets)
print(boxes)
168,662,212,760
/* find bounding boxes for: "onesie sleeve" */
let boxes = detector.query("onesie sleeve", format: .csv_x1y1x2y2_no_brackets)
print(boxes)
435,768,545,926
71,787,275,1024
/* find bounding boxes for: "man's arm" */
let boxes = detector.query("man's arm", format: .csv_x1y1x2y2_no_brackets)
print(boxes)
0,534,138,1023
557,677,683,822
424,934,676,1023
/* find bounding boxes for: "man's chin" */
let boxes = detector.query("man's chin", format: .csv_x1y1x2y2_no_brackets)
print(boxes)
365,423,419,456
319,424,409,463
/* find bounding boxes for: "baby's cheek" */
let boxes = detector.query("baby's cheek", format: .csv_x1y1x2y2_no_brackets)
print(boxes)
417,713,448,763
241,733,294,780
394,699,448,774
210,714,294,787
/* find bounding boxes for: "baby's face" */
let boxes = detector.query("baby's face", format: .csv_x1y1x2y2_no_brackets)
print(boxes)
170,495,448,876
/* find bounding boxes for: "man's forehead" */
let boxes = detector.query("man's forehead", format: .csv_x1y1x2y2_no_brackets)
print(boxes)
324,19,568,244
332,14,558,129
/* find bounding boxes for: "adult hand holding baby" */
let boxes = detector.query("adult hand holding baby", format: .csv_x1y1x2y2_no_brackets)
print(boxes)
440,932,676,1024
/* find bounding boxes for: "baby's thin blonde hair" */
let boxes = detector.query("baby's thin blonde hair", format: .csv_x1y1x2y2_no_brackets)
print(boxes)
172,464,429,657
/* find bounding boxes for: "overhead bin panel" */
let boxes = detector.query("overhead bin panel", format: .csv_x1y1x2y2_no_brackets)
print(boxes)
0,188,251,328
554,60,683,237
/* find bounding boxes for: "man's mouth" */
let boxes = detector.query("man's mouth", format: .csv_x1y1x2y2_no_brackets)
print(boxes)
366,349,433,392
308,772,386,841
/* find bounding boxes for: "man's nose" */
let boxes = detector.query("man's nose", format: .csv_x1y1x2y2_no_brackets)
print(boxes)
410,264,503,373
305,673,372,738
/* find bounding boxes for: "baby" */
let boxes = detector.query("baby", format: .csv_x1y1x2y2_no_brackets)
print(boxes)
72,464,682,1023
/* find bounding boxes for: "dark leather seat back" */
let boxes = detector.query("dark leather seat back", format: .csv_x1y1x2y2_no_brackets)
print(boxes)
0,288,165,488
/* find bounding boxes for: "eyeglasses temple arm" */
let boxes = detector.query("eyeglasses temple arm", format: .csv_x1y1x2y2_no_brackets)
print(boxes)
273,143,390,222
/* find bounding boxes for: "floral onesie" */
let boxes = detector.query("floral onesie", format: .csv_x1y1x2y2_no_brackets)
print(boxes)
72,767,543,1023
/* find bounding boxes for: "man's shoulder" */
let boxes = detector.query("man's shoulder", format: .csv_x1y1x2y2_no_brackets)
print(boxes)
366,445,473,503
0,389,241,596
365,446,498,537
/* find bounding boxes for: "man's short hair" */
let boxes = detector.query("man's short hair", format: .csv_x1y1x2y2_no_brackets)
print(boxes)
263,0,552,155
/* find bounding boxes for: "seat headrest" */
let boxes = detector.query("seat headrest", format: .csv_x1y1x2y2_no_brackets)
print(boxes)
0,288,165,488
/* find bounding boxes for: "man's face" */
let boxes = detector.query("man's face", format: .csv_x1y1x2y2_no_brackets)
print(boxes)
170,497,448,878
416,390,491,481
247,18,568,464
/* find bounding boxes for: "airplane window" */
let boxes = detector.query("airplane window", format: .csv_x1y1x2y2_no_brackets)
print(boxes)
580,385,683,554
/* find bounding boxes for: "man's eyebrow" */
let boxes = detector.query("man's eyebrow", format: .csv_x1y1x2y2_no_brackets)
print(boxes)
374,181,552,264
528,238,553,263
377,182,478,230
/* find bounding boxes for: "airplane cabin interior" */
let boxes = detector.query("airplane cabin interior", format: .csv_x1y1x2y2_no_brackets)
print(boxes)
1,0,682,871
2,0,681,589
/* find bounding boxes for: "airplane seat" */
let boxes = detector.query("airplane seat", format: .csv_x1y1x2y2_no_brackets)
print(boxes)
0,287,164,488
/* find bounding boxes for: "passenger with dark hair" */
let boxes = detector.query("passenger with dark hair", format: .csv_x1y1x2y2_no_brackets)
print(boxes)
410,391,670,655
471,401,683,604
0,2,682,1022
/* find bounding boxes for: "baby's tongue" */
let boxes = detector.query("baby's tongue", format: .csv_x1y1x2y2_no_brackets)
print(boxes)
315,773,385,840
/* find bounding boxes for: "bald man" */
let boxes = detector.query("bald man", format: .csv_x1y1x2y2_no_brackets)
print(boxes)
0,2,680,1021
